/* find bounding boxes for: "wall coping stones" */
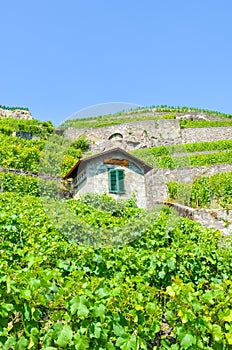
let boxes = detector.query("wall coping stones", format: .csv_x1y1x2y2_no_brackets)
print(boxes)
164,201,232,236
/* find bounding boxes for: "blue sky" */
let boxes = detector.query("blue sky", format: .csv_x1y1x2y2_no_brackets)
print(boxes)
1,0,232,125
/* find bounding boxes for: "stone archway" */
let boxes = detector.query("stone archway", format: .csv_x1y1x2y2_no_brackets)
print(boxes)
108,133,123,141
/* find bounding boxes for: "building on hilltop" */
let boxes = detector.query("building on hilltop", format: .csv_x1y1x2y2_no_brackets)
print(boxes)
63,147,153,208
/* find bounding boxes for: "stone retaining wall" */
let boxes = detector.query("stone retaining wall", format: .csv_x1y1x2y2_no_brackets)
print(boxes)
0,166,60,180
165,202,232,235
64,117,232,151
64,119,182,152
145,164,232,209
181,126,232,144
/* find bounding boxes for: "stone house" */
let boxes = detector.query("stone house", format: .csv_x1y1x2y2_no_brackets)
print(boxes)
63,147,152,208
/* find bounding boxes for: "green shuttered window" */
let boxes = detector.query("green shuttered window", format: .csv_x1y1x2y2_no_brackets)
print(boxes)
109,169,125,194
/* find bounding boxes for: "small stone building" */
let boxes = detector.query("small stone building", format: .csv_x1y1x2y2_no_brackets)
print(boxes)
63,147,152,208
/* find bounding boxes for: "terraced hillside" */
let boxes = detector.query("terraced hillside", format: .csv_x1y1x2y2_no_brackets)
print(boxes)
131,140,232,169
0,113,89,176
1,106,232,349
61,106,232,153
60,105,232,130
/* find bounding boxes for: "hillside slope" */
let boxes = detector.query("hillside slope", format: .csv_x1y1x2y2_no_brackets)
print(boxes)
1,106,232,349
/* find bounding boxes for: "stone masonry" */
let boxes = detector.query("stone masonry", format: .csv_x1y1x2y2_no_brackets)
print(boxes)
64,119,182,152
64,116,232,152
145,164,232,210
165,202,232,236
0,108,33,120
182,126,232,144
63,113,232,233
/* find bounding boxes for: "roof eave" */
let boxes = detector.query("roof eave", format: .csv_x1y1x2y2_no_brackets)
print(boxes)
63,147,153,179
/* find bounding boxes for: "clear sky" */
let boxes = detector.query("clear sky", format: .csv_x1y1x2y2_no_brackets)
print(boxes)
1,0,232,125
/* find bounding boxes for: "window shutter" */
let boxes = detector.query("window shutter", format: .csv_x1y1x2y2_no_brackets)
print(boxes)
118,170,125,193
109,170,117,193
109,169,125,194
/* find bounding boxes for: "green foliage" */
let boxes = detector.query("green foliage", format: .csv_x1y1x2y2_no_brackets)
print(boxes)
0,104,30,111
60,105,232,131
60,113,176,129
167,139,232,154
70,135,90,151
2,110,232,349
132,141,232,169
132,139,232,159
182,139,232,152
180,119,232,128
0,134,43,171
0,172,66,198
168,171,232,209
168,182,193,206
153,105,232,118
39,134,83,176
164,278,232,349
68,193,141,228
0,117,54,137
79,192,137,213
0,189,232,348
158,152,232,168
0,133,82,175
0,172,39,196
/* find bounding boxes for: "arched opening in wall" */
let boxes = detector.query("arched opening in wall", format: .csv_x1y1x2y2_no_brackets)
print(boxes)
108,133,123,141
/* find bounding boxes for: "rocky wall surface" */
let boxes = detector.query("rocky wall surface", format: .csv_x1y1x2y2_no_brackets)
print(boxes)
145,168,169,210
145,163,232,209
181,126,232,143
0,108,33,120
64,117,232,152
164,202,232,235
64,119,182,152
0,165,61,180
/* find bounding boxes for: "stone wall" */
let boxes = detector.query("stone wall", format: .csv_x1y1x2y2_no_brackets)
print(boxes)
63,114,232,224
0,108,33,120
145,163,232,209
64,119,182,152
181,126,232,144
159,163,232,183
15,131,33,140
64,117,232,152
165,202,232,235
145,168,169,210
